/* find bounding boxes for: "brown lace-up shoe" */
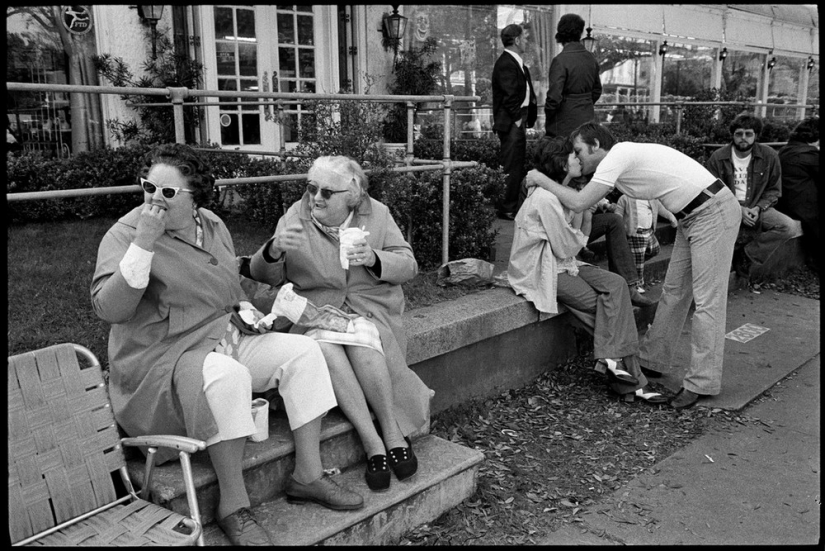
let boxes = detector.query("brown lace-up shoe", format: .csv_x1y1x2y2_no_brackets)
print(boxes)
217,507,274,546
285,474,364,510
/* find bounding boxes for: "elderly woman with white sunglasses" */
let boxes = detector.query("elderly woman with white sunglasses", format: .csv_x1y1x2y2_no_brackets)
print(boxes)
92,144,363,546
246,155,432,493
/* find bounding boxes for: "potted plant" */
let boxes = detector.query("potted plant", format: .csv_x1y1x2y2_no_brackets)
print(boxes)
382,37,442,150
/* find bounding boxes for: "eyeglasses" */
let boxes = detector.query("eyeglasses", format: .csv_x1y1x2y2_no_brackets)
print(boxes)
733,130,756,138
307,183,348,200
140,178,194,199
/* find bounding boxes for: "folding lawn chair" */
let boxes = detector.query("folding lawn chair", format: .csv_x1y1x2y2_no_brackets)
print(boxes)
8,343,206,546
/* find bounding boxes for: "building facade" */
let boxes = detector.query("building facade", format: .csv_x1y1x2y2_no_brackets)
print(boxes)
6,4,819,155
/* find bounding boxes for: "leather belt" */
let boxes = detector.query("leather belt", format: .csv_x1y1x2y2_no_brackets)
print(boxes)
675,179,725,220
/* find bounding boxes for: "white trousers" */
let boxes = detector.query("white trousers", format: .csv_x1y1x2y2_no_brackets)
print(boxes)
202,332,336,446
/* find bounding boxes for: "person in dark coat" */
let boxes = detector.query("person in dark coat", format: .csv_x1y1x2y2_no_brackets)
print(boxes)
777,117,820,272
492,23,538,220
544,13,602,139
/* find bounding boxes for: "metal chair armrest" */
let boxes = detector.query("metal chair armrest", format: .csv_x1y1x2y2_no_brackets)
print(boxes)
121,435,206,454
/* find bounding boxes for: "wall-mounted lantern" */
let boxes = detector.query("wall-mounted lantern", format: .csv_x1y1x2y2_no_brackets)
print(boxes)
767,56,777,71
719,47,728,62
659,40,668,57
807,56,815,73
582,26,596,54
381,5,408,59
138,5,165,59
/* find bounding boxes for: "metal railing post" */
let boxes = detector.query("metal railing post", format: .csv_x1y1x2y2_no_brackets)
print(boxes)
441,95,454,267
405,101,415,166
167,87,189,144
675,102,683,135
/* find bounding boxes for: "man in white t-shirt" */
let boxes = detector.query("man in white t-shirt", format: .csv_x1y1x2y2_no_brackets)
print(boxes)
705,113,802,278
527,122,741,410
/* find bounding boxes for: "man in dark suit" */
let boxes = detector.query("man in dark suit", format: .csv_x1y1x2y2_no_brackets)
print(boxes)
492,23,537,220
544,13,602,138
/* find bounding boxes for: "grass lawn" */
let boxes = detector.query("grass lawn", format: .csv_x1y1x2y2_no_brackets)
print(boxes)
7,215,473,363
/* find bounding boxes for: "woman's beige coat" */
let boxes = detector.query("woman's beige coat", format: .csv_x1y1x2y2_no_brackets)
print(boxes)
248,193,432,437
91,206,242,463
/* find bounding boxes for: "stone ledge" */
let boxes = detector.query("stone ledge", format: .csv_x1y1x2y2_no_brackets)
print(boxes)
403,286,565,365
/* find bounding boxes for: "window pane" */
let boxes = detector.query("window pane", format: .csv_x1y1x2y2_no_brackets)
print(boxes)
722,51,761,100
767,56,802,122
301,81,316,93
242,114,261,144
297,5,313,12
282,113,298,141
240,79,260,111
236,9,256,40
297,15,313,45
277,13,295,44
298,50,315,78
238,43,258,76
216,43,236,75
591,35,657,124
214,7,233,38
221,113,240,144
279,47,296,77
661,42,713,100
217,78,238,105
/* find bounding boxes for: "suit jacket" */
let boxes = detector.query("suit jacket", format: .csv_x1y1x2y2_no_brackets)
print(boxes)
492,50,538,132
544,41,602,138
705,142,782,211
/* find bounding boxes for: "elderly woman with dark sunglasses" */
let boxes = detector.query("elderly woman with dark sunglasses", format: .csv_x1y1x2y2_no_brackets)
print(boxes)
91,144,363,546
245,155,432,493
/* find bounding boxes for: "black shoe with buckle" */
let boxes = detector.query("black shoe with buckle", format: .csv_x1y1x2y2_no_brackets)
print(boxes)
217,507,274,546
365,454,391,492
388,437,418,481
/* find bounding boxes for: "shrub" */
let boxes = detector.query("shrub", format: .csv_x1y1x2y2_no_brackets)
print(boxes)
383,164,502,271
7,145,155,222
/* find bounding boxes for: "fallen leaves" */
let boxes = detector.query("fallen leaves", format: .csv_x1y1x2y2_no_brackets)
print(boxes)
402,353,741,546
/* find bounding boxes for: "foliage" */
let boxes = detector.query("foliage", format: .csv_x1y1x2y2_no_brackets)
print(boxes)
384,37,442,143
6,145,155,222
414,136,504,203
93,30,203,144
382,165,502,271
679,87,749,139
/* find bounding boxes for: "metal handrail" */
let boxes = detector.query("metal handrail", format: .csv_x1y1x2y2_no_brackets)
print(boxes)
7,81,482,265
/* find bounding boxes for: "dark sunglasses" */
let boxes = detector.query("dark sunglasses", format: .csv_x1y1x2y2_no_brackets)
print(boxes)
140,178,194,199
307,183,348,200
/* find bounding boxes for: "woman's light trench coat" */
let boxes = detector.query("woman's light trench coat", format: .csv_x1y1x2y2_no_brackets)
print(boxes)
91,206,243,464
248,193,432,437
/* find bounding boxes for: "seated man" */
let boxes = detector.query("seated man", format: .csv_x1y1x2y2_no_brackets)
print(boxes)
705,113,802,278
777,117,820,274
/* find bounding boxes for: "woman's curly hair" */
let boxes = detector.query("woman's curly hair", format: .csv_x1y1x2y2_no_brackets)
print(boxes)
138,143,216,208
531,136,573,183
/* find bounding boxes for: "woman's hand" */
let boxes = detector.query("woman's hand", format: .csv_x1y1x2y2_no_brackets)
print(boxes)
346,238,376,267
133,203,167,251
270,225,304,257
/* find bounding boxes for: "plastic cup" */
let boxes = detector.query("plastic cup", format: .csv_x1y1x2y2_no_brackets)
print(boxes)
250,398,269,442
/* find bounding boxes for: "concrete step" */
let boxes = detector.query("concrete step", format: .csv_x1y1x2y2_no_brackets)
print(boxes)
127,407,367,525
200,434,484,545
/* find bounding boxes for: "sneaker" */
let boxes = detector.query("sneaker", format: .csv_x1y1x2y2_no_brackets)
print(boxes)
285,474,364,510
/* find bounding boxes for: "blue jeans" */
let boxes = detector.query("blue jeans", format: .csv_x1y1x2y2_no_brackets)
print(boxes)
639,187,740,395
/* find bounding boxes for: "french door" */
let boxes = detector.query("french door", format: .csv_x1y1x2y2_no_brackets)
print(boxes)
198,5,338,152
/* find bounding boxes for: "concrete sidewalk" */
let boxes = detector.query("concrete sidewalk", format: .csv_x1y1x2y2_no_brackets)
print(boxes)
542,290,820,545
546,354,820,545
